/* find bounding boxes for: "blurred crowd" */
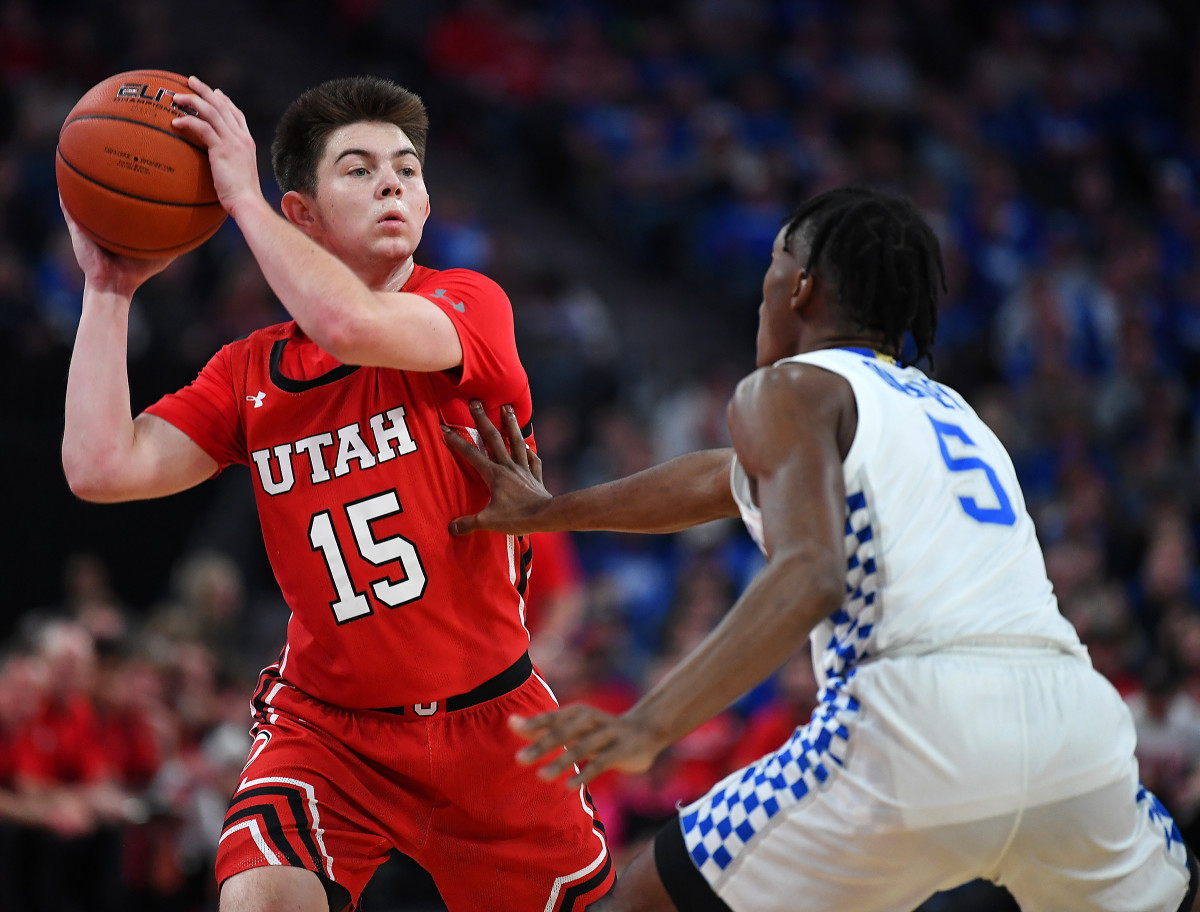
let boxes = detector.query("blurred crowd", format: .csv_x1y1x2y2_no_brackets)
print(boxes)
0,553,263,911
3,0,1200,910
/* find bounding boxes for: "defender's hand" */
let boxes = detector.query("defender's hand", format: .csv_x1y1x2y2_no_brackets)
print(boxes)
443,399,551,535
510,705,664,789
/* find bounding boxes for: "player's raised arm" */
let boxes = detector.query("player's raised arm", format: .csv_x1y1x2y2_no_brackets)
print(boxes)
60,207,218,503
170,76,462,373
444,400,738,536
512,364,849,787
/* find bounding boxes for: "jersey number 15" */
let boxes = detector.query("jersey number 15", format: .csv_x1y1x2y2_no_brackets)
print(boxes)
308,489,428,623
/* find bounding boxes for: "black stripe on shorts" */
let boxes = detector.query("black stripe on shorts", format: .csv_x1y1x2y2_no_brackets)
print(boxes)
226,784,324,872
559,851,613,912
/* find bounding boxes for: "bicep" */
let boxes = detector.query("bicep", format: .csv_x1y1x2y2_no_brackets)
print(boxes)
729,368,847,563
755,438,845,565
109,414,218,501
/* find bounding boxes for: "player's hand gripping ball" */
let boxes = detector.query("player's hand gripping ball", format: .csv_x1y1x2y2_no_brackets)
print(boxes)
56,69,227,259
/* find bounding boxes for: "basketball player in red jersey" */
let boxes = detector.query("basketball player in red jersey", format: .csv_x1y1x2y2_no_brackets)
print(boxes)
59,75,613,912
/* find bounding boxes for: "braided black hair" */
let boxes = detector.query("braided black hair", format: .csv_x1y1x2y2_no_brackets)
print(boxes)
782,187,945,365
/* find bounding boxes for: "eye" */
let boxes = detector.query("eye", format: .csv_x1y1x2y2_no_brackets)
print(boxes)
400,167,416,178
349,166,369,177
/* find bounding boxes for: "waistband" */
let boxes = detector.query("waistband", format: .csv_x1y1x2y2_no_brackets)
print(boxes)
372,651,533,717
881,634,1086,659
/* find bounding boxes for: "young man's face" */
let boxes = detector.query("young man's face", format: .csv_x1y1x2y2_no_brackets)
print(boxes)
305,120,430,268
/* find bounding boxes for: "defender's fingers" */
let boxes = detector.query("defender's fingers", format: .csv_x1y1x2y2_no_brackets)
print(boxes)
447,514,481,537
501,406,529,469
528,449,544,484
511,705,599,740
514,710,605,764
566,747,620,788
468,400,513,463
538,725,618,783
566,766,599,789
441,424,493,474
544,726,618,777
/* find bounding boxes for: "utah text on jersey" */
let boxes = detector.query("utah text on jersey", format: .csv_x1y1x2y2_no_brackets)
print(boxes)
250,405,417,495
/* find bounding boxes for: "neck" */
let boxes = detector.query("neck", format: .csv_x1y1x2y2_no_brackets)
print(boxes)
802,329,893,358
359,257,416,293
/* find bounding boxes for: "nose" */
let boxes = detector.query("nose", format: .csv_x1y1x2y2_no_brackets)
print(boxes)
378,165,402,198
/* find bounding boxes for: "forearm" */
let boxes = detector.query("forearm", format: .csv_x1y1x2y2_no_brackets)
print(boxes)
62,287,138,496
627,548,840,749
229,197,378,357
530,448,738,534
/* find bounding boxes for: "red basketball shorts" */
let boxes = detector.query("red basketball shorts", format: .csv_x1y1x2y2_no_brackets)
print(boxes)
215,655,614,911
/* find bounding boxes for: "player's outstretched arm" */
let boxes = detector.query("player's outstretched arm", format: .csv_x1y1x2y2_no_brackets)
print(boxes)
170,77,462,373
60,207,217,503
443,400,738,536
511,363,850,787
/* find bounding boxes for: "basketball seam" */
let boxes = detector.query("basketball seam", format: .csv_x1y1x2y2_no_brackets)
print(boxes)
56,146,224,208
60,112,210,154
60,193,225,254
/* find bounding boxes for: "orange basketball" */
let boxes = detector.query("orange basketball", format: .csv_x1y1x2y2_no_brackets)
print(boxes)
56,69,227,259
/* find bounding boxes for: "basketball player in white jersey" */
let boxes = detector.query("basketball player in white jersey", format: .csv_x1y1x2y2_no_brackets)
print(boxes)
443,187,1199,911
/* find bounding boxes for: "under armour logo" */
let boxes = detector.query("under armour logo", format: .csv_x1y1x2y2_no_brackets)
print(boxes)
432,289,465,312
247,391,266,409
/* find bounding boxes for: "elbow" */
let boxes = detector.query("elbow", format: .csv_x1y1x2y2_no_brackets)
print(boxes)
62,446,123,503
773,549,845,626
311,324,354,363
810,573,846,620
303,308,370,365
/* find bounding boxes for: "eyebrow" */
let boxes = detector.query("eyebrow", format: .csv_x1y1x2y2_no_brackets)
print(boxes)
334,147,419,164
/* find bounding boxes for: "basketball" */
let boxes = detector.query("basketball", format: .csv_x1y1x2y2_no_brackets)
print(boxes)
56,69,227,259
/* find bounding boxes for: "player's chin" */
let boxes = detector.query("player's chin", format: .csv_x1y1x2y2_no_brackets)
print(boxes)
369,233,417,260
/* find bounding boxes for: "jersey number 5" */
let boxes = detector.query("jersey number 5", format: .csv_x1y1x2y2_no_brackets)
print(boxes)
308,489,428,623
928,416,1017,527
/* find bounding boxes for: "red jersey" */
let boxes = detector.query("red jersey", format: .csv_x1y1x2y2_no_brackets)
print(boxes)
13,695,111,785
146,266,535,708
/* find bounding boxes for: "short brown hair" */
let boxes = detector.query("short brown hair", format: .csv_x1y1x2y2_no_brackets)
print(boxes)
271,76,429,196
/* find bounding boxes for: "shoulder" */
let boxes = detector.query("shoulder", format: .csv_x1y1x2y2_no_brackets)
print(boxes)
728,361,853,474
730,360,852,423
410,266,508,301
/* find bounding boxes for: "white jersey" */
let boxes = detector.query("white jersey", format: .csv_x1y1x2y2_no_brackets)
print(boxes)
731,347,1085,687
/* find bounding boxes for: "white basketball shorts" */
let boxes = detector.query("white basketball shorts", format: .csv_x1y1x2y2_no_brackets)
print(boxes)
657,647,1193,912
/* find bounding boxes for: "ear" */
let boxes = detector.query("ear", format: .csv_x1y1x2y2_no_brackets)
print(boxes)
280,190,320,235
790,268,814,312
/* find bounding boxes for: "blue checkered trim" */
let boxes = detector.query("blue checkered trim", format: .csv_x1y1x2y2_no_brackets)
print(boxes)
822,487,879,679
679,673,860,882
1138,784,1189,864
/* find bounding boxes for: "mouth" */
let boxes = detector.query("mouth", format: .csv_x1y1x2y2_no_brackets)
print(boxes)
377,212,405,225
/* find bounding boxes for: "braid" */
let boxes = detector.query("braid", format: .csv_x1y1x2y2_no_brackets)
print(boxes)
782,187,945,365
